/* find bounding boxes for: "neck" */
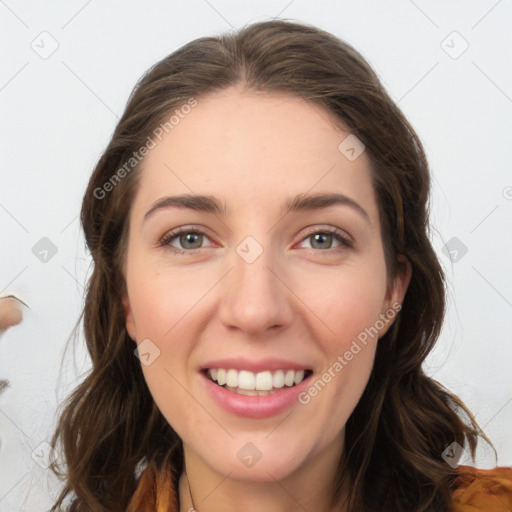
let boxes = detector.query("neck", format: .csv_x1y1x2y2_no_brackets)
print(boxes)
178,436,348,512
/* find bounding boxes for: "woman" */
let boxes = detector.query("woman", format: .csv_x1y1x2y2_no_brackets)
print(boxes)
48,19,511,512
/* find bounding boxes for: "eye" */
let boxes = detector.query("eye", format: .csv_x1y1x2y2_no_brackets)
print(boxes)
159,226,213,253
158,226,354,254
297,227,354,252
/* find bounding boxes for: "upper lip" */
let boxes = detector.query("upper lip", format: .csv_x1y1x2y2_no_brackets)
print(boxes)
199,357,312,373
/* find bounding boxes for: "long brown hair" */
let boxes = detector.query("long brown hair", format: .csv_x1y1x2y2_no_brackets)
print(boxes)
49,19,495,512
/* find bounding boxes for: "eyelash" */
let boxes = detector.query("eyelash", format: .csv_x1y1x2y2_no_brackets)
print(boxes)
158,225,354,255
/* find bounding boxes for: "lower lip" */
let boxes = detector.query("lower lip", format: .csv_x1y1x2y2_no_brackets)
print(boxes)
200,371,312,419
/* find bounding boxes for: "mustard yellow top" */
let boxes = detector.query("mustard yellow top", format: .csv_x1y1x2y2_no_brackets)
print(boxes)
451,465,512,511
126,463,512,511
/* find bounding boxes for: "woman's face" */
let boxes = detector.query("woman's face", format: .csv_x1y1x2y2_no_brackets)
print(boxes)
122,85,410,483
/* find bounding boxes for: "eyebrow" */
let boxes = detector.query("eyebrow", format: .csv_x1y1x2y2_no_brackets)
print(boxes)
143,192,370,223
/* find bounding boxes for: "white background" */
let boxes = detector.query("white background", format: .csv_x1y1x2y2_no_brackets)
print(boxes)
1,1,511,510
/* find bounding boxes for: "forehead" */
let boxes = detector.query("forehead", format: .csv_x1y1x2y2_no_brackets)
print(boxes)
133,86,378,223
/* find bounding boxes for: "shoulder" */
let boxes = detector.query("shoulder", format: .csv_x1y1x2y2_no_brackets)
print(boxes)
451,464,512,511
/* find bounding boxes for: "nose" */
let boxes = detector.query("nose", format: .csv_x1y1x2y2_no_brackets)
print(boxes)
217,239,294,337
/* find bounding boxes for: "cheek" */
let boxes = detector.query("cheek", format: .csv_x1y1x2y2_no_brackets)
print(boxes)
126,261,204,416
294,265,386,413
126,258,201,341
299,263,387,345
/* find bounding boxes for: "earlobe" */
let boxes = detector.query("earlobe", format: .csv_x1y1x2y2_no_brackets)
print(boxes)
122,294,137,342
379,255,412,338
391,255,412,308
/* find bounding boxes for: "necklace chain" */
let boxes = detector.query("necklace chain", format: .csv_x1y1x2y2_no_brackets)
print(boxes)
185,469,197,511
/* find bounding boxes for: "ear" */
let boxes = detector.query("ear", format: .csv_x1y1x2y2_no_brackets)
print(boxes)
122,292,137,342
378,255,412,338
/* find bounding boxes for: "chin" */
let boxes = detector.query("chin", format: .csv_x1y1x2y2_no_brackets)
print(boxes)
192,435,310,482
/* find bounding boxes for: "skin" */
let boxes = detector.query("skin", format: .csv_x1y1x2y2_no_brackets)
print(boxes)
122,85,411,512
0,296,24,333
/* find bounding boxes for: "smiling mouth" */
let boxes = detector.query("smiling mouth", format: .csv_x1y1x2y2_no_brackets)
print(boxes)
203,368,313,396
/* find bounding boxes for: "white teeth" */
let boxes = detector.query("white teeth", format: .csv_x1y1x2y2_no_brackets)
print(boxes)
272,370,285,388
217,368,226,386
255,371,273,390
238,370,255,390
293,370,305,385
234,387,258,396
284,370,295,387
225,385,279,396
207,368,309,391
226,369,238,387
